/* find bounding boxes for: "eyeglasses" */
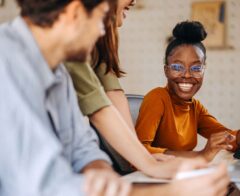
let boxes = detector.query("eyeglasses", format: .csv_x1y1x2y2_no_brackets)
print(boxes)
166,63,206,78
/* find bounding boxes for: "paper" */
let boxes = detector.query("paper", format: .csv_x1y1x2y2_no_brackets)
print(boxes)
123,165,240,184
122,171,170,184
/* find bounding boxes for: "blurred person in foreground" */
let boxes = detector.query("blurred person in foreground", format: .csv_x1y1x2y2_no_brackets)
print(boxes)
0,0,131,195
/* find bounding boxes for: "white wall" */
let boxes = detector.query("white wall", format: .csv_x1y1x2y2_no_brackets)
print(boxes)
0,0,18,23
119,0,240,129
1,0,239,131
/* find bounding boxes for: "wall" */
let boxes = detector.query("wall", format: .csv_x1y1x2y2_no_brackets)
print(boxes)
119,0,240,129
0,0,239,130
0,0,18,23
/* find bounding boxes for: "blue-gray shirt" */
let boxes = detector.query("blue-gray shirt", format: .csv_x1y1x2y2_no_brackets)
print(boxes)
0,17,111,196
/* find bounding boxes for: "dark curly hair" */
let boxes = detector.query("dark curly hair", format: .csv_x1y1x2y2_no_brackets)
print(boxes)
16,0,109,27
165,21,208,65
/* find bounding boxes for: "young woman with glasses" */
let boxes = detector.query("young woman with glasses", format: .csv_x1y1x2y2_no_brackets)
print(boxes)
136,21,240,162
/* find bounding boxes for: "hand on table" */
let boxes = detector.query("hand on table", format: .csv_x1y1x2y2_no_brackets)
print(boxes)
144,157,207,179
200,131,236,161
171,163,230,196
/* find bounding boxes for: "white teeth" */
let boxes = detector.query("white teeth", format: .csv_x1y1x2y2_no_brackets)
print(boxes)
178,83,193,92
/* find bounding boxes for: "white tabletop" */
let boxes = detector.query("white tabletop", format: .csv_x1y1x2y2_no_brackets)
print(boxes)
123,150,240,188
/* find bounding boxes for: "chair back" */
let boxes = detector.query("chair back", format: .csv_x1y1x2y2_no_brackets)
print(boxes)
126,94,144,125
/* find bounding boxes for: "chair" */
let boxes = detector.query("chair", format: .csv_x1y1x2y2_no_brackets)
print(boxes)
92,94,144,175
126,94,144,125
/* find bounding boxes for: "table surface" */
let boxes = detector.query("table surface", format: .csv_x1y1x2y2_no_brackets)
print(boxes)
123,150,240,195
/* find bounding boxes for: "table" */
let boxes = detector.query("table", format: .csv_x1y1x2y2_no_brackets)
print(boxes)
123,150,240,195
130,182,240,196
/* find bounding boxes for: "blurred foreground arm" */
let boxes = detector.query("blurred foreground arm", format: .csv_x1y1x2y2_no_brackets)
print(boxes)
0,64,85,196
132,163,229,196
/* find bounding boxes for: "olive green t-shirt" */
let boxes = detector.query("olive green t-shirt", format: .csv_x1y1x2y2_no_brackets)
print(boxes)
65,61,122,116
95,62,122,91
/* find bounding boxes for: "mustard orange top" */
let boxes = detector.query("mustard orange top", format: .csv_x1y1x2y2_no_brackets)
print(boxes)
135,87,237,154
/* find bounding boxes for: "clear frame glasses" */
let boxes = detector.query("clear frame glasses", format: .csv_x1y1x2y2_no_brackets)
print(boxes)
166,63,206,78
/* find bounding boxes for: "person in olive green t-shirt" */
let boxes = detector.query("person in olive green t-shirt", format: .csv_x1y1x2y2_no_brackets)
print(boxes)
65,0,186,179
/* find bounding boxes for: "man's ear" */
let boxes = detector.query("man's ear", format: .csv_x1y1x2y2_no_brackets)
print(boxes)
62,1,85,24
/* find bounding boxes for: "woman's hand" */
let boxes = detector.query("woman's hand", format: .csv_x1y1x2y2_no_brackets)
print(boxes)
145,157,207,179
131,163,229,196
200,131,236,161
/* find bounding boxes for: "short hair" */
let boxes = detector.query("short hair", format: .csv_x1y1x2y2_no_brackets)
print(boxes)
16,0,107,27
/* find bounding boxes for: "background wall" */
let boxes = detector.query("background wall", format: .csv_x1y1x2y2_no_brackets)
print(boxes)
0,0,18,23
0,0,239,131
119,0,240,130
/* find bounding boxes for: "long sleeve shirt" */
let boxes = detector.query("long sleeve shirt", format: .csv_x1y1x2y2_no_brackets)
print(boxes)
0,17,111,195
136,87,237,153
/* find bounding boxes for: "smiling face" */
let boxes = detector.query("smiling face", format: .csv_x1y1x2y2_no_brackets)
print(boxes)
164,44,206,101
116,0,136,27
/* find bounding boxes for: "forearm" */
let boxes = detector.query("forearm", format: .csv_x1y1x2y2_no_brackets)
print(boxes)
106,90,136,133
165,149,216,162
90,105,157,172
131,184,174,196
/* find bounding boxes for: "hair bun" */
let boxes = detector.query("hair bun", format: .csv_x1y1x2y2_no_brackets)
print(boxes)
173,21,207,43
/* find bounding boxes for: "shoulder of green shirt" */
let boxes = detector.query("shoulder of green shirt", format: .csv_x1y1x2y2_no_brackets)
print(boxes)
64,61,112,116
94,62,123,92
